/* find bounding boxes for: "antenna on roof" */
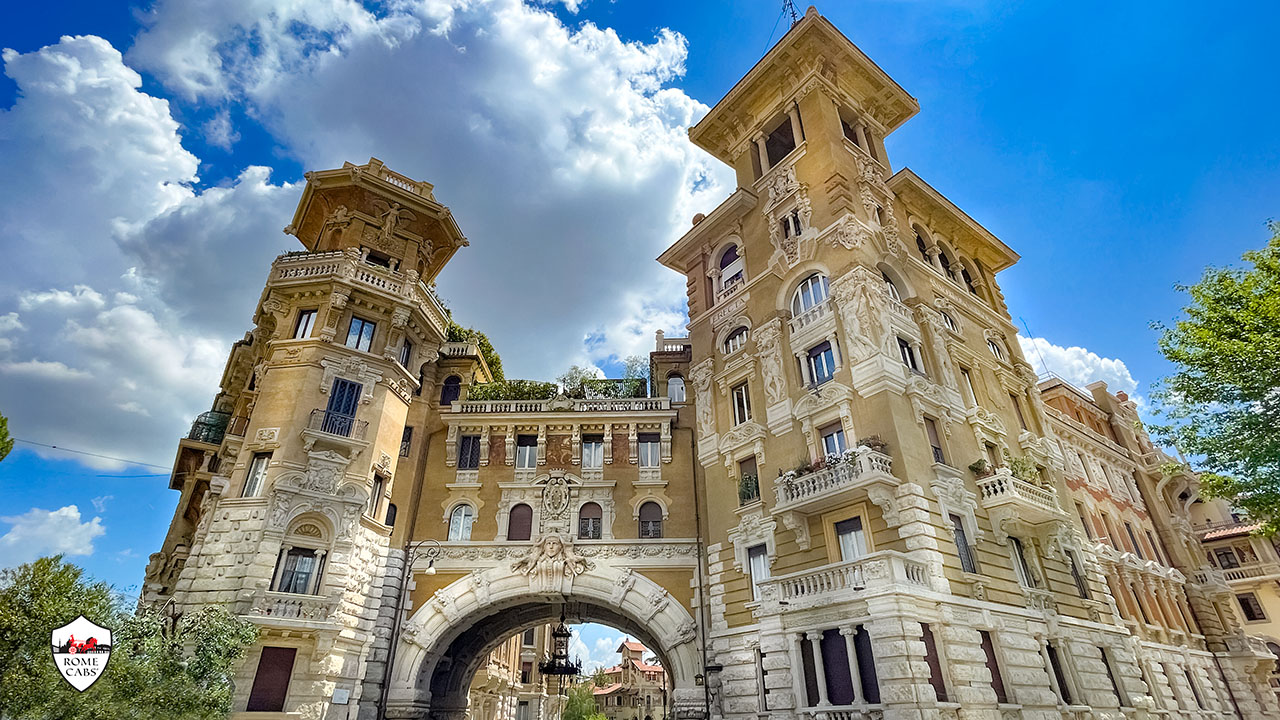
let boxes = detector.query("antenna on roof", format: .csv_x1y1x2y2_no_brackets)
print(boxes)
1019,316,1051,379
782,0,800,26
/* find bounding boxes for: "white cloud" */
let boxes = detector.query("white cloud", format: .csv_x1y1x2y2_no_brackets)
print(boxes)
1018,335,1140,399
91,495,113,513
0,359,92,381
19,286,107,312
202,108,241,149
0,506,106,568
129,0,732,380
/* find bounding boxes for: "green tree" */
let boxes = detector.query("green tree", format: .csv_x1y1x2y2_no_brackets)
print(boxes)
0,556,259,719
557,365,599,392
1152,221,1280,534
445,320,505,382
591,667,609,687
561,682,606,720
0,411,12,463
621,355,649,381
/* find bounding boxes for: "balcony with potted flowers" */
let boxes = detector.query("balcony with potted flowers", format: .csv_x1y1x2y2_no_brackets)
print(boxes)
772,444,895,550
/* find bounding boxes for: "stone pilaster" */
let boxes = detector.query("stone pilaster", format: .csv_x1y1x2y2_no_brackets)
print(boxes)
936,624,997,720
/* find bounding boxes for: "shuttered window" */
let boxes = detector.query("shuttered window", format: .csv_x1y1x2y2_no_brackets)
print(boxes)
508,503,533,541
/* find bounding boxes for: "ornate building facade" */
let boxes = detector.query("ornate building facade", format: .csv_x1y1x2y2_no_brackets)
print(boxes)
144,7,1280,720
592,640,670,720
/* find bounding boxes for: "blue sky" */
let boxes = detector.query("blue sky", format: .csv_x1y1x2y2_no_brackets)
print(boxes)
1,0,1277,666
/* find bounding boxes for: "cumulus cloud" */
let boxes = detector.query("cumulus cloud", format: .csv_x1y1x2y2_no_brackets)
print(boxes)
202,108,241,150
0,506,106,568
1018,335,1141,399
130,0,731,378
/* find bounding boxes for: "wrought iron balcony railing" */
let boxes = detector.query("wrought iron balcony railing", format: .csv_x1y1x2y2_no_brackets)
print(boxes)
186,410,230,445
308,408,368,440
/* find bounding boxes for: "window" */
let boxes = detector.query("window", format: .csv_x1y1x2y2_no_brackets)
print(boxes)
516,434,538,469
790,274,829,316
667,375,685,402
293,309,317,339
780,208,803,238
508,504,533,541
1045,642,1072,705
921,624,948,702
582,435,604,469
747,544,769,601
1076,503,1093,539
835,516,866,561
276,547,321,594
820,422,847,457
345,316,376,352
578,502,603,539
731,382,752,425
370,473,385,516
807,342,836,385
244,452,270,497
1146,530,1166,565
400,427,413,457
1238,592,1268,621
915,230,931,264
724,326,749,354
897,337,919,372
959,367,977,407
457,434,481,470
951,513,976,574
440,375,462,405
448,505,474,540
987,339,1006,361
1124,522,1143,559
1009,393,1027,430
979,631,1007,704
882,272,901,301
962,267,979,296
523,628,536,646
246,647,297,712
1214,548,1240,569
924,417,945,464
719,245,744,288
1067,550,1090,599
639,502,663,539
385,503,397,527
764,115,797,167
1010,536,1037,588
638,433,661,468
323,378,362,436
938,249,958,282
940,311,959,332
521,663,532,685
398,339,413,367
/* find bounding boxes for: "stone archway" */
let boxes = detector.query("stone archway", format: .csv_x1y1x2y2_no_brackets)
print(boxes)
385,536,705,720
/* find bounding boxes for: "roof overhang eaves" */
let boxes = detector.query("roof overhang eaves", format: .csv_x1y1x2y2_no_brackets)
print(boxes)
658,188,757,271
888,168,1020,272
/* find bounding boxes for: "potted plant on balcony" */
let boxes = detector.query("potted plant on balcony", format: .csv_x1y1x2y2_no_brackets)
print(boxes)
968,459,995,479
856,435,888,454
738,474,760,505
1001,449,1041,485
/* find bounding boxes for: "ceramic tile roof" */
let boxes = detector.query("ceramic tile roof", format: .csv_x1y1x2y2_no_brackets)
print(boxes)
1203,523,1260,540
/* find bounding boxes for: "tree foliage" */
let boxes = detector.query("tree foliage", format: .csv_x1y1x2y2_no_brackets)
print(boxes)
0,556,259,719
1151,222,1280,534
562,681,606,720
0,411,11,463
445,320,504,382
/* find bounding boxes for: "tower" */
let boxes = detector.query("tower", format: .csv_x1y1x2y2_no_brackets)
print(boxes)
144,158,480,717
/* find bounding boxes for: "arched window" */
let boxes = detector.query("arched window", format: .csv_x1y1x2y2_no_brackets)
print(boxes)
440,375,462,406
938,248,958,281
882,271,901,302
273,519,330,595
448,504,475,541
508,503,533,541
719,245,744,289
724,326,749,354
1266,642,1280,675
385,503,398,527
915,229,931,264
578,502,603,539
987,339,1006,361
941,311,959,332
790,274,829,316
639,502,663,539
667,375,686,402
962,267,979,296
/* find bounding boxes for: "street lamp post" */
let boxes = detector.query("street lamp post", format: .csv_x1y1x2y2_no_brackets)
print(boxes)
377,538,443,717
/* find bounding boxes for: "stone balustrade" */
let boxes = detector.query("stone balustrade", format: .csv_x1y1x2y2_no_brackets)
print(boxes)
271,251,448,335
774,450,895,516
1221,561,1280,584
248,589,339,627
759,550,931,611
976,468,1064,524
788,297,833,336
800,705,884,720
452,397,670,414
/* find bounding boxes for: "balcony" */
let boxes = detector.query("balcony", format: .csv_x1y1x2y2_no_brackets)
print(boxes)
301,408,370,454
453,397,670,414
716,275,745,303
186,410,231,446
246,589,338,629
975,468,1065,525
774,449,896,517
788,297,834,339
758,550,931,611
1220,561,1280,585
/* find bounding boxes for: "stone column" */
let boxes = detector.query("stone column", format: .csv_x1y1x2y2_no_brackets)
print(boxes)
789,633,808,710
787,104,804,144
754,134,769,173
827,333,843,369
796,352,812,386
807,632,831,707
840,627,862,704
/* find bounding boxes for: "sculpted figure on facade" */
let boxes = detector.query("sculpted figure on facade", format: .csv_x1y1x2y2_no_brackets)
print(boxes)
831,266,887,363
917,306,958,389
752,319,787,405
690,359,715,439
511,534,592,594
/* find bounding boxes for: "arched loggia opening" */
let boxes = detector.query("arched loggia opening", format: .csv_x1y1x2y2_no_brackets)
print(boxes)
386,558,704,720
